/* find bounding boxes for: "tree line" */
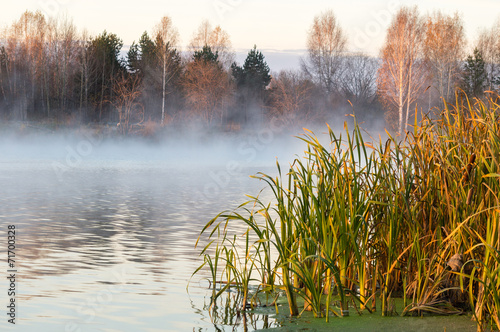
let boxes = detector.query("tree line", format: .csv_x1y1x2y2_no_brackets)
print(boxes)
0,8,499,134
377,6,499,134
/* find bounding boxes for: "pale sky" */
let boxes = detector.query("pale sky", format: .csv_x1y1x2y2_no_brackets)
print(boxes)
1,0,499,70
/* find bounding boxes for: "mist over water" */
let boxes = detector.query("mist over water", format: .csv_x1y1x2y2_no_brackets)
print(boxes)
0,115,388,331
0,125,306,163
0,124,313,331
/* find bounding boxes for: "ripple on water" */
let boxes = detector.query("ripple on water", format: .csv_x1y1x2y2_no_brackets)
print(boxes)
0,162,277,331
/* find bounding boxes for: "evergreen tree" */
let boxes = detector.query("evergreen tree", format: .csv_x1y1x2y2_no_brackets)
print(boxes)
461,48,487,98
230,45,270,123
87,31,124,121
232,45,271,93
127,42,140,74
231,45,271,122
133,31,156,77
194,45,220,65
139,31,156,62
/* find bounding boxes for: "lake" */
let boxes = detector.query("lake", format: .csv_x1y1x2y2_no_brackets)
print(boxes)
0,132,299,332
0,131,478,332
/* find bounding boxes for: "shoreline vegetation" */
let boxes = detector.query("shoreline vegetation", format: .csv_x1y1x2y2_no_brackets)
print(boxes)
194,94,500,332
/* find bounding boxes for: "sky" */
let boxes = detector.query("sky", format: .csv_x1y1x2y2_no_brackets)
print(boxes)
1,0,499,71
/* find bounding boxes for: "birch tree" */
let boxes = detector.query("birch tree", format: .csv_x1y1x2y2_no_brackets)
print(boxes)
302,10,347,94
152,16,179,125
377,6,426,134
76,29,95,118
47,15,78,114
423,11,466,103
13,10,47,119
189,20,234,69
476,19,500,91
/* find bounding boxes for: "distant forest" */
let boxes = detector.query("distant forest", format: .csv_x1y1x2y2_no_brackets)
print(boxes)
0,7,499,135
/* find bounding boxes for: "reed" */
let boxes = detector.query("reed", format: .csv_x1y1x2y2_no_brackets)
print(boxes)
193,93,500,331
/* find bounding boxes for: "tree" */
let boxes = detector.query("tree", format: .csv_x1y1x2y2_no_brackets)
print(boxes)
189,21,234,68
0,16,20,119
0,45,7,105
302,10,347,94
423,11,466,103
267,70,320,124
0,11,89,121
87,31,124,121
7,10,47,120
231,45,271,122
127,29,182,123
134,31,158,115
113,73,143,134
138,31,156,71
153,16,180,125
476,20,500,91
47,15,78,115
460,48,487,98
193,45,220,63
233,46,271,91
75,29,95,119
183,46,234,124
340,53,378,106
126,41,140,74
0,27,17,119
377,6,426,134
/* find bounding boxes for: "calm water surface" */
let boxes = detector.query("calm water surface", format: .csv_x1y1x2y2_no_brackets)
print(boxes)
0,141,286,332
1,135,477,332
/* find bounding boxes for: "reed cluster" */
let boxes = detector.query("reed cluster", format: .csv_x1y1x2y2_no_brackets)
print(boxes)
194,94,500,331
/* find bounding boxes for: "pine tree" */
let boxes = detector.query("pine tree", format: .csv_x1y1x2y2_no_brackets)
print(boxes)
232,45,270,93
88,31,124,121
139,31,156,63
230,46,270,123
194,45,220,65
127,42,140,74
461,48,487,98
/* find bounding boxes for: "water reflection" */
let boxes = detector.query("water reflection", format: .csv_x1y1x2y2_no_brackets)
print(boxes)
0,160,279,331
200,293,281,331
